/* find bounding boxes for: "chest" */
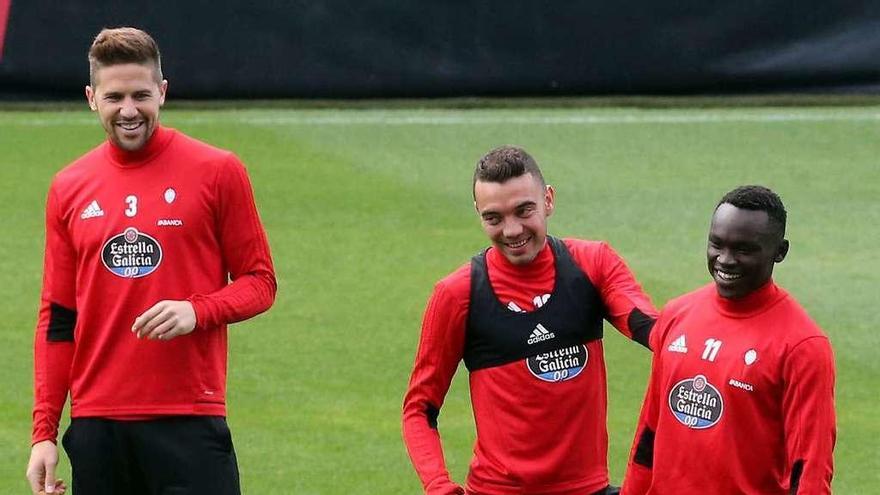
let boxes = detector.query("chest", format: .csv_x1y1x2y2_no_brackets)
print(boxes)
658,315,786,423
63,170,216,269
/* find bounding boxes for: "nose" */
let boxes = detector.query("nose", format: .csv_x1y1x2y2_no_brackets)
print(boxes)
502,219,523,239
119,97,138,119
716,249,735,266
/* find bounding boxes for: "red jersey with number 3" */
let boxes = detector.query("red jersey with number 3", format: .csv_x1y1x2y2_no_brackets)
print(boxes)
32,127,276,443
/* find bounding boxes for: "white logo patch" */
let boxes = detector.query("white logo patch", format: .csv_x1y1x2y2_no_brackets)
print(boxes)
527,323,555,345
157,219,184,226
101,227,162,278
668,374,724,429
164,188,176,204
527,345,587,382
667,335,688,353
80,200,104,219
728,378,754,392
744,349,758,365
533,293,551,308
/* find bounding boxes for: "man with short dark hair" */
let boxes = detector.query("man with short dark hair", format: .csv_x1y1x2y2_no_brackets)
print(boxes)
622,185,836,494
403,145,657,495
25,27,276,495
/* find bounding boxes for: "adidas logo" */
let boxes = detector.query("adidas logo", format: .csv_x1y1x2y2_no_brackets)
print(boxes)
80,200,104,220
527,323,555,345
667,335,688,353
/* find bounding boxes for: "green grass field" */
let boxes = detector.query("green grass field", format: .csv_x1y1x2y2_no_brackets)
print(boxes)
1,104,878,493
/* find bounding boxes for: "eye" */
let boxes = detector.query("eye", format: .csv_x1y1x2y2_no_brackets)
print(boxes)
517,205,536,217
483,215,501,226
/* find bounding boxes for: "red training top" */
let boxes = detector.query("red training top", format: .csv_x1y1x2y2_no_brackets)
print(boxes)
32,126,276,444
622,281,835,494
403,239,657,495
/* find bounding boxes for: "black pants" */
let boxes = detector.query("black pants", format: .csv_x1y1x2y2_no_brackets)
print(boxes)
62,416,240,495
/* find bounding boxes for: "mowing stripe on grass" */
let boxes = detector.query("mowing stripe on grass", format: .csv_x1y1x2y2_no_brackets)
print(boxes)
4,108,880,127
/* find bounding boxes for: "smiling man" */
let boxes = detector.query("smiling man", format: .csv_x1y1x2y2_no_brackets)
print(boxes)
622,185,836,494
403,145,657,495
25,27,276,495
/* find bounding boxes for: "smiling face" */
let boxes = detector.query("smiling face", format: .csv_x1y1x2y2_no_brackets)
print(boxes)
474,173,555,265
707,203,789,299
85,63,167,151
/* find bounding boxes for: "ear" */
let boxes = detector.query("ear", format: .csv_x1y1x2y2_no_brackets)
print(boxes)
85,85,97,111
158,79,168,107
774,239,789,263
544,184,556,217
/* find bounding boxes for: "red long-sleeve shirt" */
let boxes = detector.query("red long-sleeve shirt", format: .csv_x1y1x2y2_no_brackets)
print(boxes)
32,126,276,444
403,239,657,495
622,282,835,494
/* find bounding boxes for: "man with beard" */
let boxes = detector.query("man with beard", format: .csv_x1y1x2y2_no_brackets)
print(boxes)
25,27,276,495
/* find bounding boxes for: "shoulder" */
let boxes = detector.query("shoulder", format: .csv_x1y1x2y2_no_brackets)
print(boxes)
51,143,107,188
560,237,615,271
435,263,471,301
772,288,829,342
645,285,712,348
661,284,715,316
560,237,638,281
561,237,608,256
166,128,240,167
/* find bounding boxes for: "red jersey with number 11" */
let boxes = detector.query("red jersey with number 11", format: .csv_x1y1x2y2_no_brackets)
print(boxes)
623,282,835,494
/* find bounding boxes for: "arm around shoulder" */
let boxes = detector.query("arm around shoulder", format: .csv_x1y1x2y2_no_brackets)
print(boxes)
567,240,658,348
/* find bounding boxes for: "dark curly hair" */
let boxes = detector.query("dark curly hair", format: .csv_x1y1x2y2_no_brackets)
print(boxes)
717,185,787,236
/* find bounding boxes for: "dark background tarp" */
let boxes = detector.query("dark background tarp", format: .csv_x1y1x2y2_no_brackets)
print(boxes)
1,1,879,99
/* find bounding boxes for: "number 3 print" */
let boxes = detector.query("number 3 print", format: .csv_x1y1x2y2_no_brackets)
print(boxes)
125,195,138,217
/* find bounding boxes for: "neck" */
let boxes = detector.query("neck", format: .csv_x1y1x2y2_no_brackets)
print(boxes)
107,125,169,165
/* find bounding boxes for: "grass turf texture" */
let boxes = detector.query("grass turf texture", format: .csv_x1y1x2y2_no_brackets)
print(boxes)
1,105,878,493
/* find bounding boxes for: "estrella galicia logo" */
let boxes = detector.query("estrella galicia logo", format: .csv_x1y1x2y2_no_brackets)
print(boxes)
668,374,724,429
526,345,587,383
101,227,162,278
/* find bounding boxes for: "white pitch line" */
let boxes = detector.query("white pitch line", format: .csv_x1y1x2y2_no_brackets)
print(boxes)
224,112,880,126
3,110,880,127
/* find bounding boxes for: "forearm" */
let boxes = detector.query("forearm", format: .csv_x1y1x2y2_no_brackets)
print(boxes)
32,303,75,444
188,269,276,329
402,400,464,494
402,280,468,494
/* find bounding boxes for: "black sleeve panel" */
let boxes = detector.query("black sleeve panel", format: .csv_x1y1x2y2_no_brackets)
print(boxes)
633,427,655,468
47,303,76,342
790,459,804,494
426,404,440,430
628,308,655,350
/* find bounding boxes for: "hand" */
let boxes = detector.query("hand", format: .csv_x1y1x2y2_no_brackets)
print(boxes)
132,300,197,340
26,440,67,494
